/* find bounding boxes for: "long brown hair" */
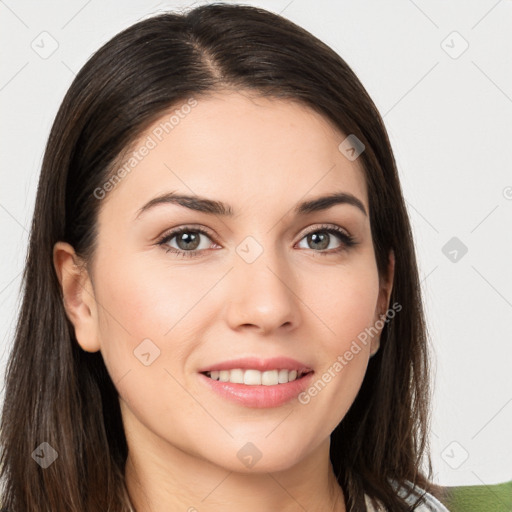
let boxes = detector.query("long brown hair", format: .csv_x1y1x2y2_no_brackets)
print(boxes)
0,3,443,510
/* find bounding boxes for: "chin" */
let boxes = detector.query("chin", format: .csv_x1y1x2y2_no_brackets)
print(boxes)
201,437,311,475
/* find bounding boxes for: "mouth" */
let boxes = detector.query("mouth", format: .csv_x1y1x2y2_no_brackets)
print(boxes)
201,368,313,385
197,357,315,408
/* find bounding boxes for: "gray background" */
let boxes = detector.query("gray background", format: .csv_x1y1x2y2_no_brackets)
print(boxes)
1,0,511,487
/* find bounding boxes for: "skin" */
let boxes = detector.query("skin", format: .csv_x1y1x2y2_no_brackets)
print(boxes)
54,91,394,512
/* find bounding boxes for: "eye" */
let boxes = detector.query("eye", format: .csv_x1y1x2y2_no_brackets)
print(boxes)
156,223,358,259
296,224,357,255
156,226,217,258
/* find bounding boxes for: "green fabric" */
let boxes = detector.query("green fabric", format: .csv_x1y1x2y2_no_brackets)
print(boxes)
439,480,512,512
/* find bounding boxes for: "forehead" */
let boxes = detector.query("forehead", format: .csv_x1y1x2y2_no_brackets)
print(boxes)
101,91,368,219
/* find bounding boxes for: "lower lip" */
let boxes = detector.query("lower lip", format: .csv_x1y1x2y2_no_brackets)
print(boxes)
198,372,315,408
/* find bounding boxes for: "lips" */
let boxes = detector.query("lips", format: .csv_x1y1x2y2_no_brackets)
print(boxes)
197,356,315,408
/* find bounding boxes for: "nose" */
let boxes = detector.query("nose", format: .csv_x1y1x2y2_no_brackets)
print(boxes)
224,245,301,335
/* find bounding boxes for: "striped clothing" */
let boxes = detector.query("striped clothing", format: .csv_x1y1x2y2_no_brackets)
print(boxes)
364,480,450,511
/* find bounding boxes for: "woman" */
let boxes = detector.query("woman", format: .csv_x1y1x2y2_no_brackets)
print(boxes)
0,3,450,511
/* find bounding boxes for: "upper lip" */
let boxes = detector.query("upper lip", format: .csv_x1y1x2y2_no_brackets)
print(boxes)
198,357,313,373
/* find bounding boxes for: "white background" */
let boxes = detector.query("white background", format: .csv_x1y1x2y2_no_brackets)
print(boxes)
0,0,511,488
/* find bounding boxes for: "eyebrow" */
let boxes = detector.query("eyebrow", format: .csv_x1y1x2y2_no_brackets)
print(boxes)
134,191,367,220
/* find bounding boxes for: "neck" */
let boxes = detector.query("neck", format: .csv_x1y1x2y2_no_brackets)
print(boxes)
123,414,346,512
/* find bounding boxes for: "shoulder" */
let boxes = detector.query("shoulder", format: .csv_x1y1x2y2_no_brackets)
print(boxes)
364,480,450,511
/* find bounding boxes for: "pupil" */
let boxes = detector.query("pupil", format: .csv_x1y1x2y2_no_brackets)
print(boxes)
179,232,199,250
310,232,328,250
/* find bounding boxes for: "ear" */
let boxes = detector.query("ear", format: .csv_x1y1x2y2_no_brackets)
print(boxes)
53,241,101,353
370,249,395,357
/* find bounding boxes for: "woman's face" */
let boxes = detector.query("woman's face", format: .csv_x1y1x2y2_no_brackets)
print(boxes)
62,91,393,474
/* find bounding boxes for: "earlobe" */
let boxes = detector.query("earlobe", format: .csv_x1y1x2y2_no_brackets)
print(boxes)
53,241,101,353
369,340,380,357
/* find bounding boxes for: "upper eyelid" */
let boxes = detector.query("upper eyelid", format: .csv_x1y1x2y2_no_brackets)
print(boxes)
302,224,351,237
161,224,216,241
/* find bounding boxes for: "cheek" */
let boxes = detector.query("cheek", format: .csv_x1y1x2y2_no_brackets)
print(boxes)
95,249,213,344
92,259,197,434
295,258,379,428
309,258,380,353
92,252,217,395
91,252,225,461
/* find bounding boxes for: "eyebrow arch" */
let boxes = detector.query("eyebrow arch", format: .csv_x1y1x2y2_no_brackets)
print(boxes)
134,191,367,220
296,192,367,217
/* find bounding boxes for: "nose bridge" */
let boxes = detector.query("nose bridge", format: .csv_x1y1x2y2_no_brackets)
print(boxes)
226,232,299,332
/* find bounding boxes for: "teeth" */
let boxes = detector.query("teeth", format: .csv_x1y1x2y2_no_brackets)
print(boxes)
205,368,305,385
244,369,261,385
261,369,278,386
229,368,244,383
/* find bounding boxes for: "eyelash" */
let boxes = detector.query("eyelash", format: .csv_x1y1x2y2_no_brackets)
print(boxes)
156,224,358,259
